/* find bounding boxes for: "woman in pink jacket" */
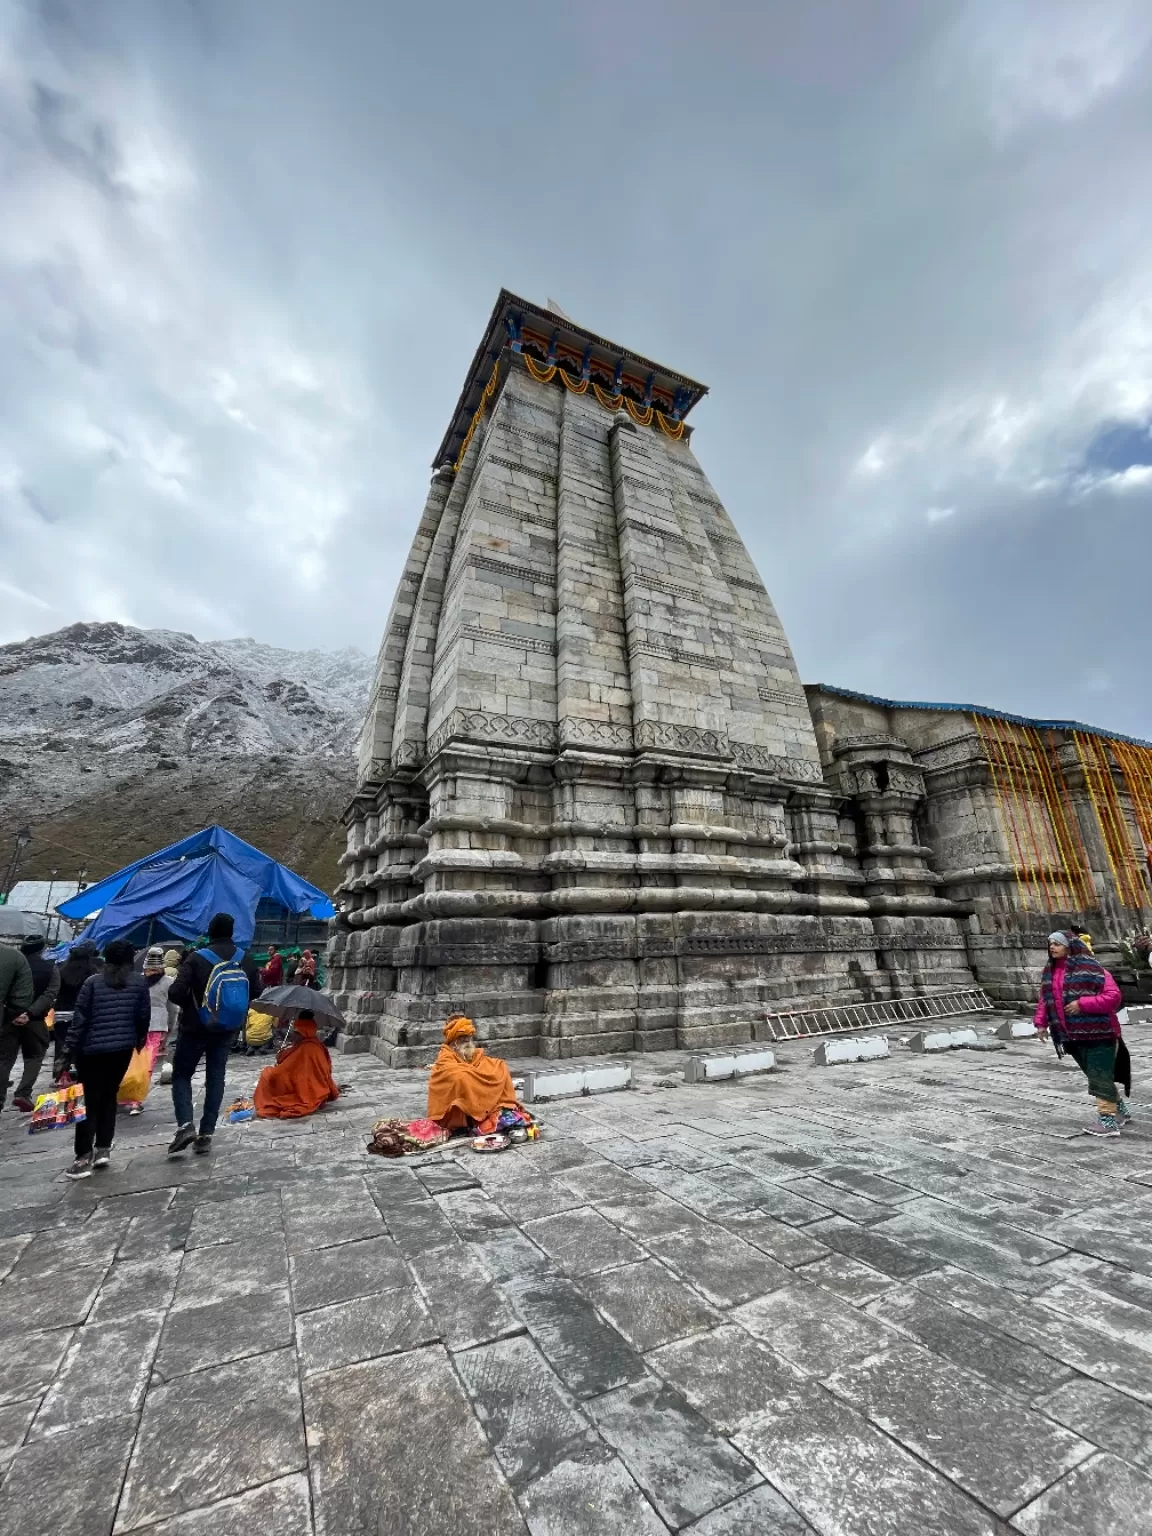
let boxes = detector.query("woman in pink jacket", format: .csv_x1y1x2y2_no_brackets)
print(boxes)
1034,930,1130,1138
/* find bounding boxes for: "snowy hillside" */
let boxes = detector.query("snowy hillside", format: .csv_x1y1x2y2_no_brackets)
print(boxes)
0,623,373,890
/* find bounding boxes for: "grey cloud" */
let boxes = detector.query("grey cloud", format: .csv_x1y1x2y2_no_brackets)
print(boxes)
1,0,1150,737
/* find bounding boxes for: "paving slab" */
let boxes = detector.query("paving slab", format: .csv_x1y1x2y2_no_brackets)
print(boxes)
505,1273,647,1398
644,1225,792,1308
492,1174,590,1221
456,1333,592,1489
289,1233,411,1312
32,1310,164,1434
799,1216,938,1279
154,1289,295,1379
734,1381,1001,1536
589,1376,762,1528
647,1324,804,1433
116,1348,306,1531
523,1208,645,1276
717,1211,830,1267
172,1234,290,1309
281,1179,384,1252
0,1261,106,1337
304,1344,527,1535
780,1176,894,1224
867,1284,1075,1397
408,1244,524,1350
802,1251,894,1306
683,1483,817,1534
578,1259,720,1352
186,1192,283,1249
1011,1452,1152,1534
824,1340,1092,1515
7,1215,128,1279
1035,1376,1152,1475
0,1396,38,1472
378,1191,463,1254
296,1285,437,1374
89,1252,182,1321
0,1324,76,1406
515,1439,666,1536
134,1474,314,1536
735,1281,898,1376
594,1187,703,1241
0,1412,138,1536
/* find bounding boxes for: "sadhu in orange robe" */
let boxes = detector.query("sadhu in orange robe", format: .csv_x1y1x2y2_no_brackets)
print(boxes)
254,1017,339,1120
426,1017,519,1133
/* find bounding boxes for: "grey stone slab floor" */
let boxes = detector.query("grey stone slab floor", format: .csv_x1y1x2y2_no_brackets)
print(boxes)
2,1022,1152,1533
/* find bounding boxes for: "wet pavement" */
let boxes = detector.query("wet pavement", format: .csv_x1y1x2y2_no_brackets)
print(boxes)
1,1020,1151,1534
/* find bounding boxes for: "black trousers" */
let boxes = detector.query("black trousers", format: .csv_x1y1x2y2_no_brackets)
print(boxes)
0,1019,50,1105
74,1048,134,1157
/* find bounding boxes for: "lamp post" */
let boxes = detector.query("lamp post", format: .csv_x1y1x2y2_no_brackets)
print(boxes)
1,827,32,904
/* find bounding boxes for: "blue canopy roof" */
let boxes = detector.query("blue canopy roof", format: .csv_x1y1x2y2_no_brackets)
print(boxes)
56,824,335,951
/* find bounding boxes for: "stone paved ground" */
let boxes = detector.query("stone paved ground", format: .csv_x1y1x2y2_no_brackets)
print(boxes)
2,1021,1152,1535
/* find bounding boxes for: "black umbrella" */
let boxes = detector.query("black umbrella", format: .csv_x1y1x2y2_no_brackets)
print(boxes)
252,985,345,1023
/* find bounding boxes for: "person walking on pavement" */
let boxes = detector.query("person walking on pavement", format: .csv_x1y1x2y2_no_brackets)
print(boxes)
157,949,181,1084
61,940,150,1178
1034,930,1129,1137
167,912,262,1157
0,940,35,1113
120,946,177,1115
3,935,59,1111
52,941,99,1080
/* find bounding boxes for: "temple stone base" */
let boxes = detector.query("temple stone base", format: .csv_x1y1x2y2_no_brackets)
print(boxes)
328,911,977,1065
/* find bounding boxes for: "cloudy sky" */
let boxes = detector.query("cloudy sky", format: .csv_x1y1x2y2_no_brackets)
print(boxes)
3,0,1152,735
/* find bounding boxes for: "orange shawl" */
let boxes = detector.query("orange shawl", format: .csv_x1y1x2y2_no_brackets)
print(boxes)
254,1019,339,1120
427,1044,518,1130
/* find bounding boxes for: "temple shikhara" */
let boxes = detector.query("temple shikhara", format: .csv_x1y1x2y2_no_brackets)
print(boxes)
329,291,1152,1062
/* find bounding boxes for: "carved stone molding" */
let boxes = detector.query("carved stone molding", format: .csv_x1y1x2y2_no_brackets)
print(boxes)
559,718,635,752
426,708,558,759
449,624,558,656
484,454,558,484
628,640,725,671
635,720,731,757
727,575,766,592
626,569,703,602
475,498,557,531
468,552,556,586
622,517,691,548
729,742,825,783
758,687,807,707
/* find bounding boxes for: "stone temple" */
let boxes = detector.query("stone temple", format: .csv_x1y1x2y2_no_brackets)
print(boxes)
330,291,1152,1062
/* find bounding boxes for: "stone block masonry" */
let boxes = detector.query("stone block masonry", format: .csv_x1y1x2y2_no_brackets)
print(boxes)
331,291,990,1064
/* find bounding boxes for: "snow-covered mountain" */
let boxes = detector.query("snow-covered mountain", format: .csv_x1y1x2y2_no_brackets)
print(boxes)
0,623,373,890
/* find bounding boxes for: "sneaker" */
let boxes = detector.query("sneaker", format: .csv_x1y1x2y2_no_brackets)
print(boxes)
12,1095,34,1113
93,1148,111,1170
1083,1114,1121,1138
1117,1099,1133,1128
159,1062,173,1084
193,1134,213,1155
65,1155,93,1180
167,1122,198,1157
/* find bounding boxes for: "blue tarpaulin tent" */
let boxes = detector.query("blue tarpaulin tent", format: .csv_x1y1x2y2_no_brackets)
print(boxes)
54,825,335,952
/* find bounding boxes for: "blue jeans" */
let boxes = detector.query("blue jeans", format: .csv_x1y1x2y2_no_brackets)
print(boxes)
171,1025,237,1136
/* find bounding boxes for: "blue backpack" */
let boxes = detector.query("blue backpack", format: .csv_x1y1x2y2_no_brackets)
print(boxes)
198,947,251,1032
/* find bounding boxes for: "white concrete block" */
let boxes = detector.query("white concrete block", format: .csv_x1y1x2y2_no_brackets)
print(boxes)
994,1020,1039,1041
683,1046,776,1083
812,1036,890,1066
908,1026,981,1054
521,1063,634,1103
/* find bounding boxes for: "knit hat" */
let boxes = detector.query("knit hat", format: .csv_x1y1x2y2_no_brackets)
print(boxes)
163,949,181,968
1048,931,1070,946
444,1016,476,1045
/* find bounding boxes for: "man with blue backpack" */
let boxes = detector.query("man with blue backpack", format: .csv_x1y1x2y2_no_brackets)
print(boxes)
167,912,263,1156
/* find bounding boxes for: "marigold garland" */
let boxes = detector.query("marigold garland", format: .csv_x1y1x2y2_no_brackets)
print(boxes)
1025,726,1095,910
973,714,1033,910
1074,732,1145,908
1113,740,1152,881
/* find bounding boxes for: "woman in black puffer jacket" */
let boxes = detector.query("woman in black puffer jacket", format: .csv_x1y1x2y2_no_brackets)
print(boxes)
63,940,150,1178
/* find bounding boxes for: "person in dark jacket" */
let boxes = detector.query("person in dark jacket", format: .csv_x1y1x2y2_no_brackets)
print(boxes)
167,912,262,1157
0,943,35,1112
52,941,100,1079
62,940,149,1178
1,936,59,1111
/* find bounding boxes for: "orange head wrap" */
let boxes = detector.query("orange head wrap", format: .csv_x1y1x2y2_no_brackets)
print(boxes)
444,1016,475,1045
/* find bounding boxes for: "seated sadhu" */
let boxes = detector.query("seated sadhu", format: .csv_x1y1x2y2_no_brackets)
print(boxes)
254,1012,339,1120
427,1015,520,1133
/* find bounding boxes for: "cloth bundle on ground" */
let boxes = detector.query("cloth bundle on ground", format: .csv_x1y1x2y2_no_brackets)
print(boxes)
253,1018,339,1119
1034,937,1123,1044
366,1117,451,1156
426,1016,522,1132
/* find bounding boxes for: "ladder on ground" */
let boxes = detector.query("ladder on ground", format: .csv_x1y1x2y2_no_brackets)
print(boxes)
762,987,994,1042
